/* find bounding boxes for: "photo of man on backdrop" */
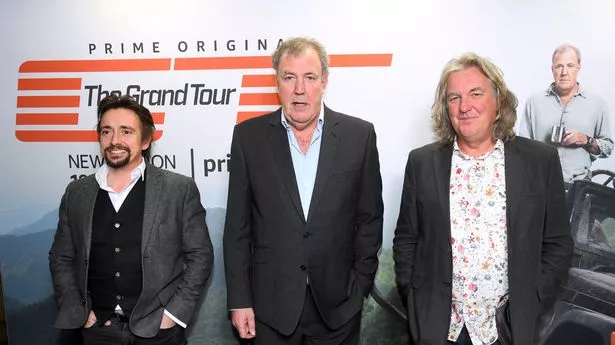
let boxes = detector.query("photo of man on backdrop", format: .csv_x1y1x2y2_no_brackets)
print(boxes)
519,44,613,184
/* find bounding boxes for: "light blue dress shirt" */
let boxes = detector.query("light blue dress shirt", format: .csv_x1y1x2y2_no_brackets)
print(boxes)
280,107,324,220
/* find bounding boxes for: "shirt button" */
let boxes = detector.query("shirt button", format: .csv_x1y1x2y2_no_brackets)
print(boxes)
300,265,307,271
116,295,122,301
115,247,121,253
303,232,311,238
114,223,120,229
115,272,121,278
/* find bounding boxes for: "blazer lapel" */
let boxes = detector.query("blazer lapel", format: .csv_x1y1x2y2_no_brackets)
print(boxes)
433,143,453,231
80,176,100,258
267,111,305,221
504,139,527,236
142,164,163,254
306,107,339,223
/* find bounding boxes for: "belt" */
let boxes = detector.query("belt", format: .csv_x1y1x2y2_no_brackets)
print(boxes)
110,312,129,323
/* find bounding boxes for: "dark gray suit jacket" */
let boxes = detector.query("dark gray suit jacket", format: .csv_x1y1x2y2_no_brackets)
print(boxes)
393,136,573,345
223,106,384,335
49,164,213,338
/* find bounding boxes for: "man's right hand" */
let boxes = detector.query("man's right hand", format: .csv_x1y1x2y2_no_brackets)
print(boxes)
562,129,588,147
231,308,256,339
83,311,97,328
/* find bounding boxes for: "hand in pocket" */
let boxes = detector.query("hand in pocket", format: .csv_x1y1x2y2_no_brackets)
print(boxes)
84,311,97,328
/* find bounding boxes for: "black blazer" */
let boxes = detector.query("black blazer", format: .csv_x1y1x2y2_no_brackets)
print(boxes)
393,136,573,345
223,106,384,335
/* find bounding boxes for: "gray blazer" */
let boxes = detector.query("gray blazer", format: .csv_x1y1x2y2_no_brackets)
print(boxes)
393,136,573,345
49,164,213,338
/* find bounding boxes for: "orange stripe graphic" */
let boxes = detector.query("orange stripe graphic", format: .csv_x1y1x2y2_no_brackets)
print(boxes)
242,74,277,87
16,130,163,142
19,59,171,73
239,93,280,106
175,54,392,71
16,113,79,125
151,112,165,124
14,53,392,142
17,95,80,108
16,113,165,126
236,111,271,123
17,55,391,74
18,78,82,90
175,56,272,70
329,54,393,67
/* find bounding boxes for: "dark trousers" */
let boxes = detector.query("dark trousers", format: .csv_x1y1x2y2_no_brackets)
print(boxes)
255,287,361,345
81,315,186,345
446,326,501,345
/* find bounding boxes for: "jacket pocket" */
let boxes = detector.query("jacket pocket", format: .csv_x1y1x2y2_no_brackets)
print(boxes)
411,269,424,288
496,299,512,345
251,247,268,263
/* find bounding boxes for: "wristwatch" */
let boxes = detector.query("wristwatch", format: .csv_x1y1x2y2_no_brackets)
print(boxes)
584,135,594,149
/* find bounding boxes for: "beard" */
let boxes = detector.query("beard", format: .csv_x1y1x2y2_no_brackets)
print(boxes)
104,144,131,168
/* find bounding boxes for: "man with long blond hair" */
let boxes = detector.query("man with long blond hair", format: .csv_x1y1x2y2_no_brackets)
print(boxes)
393,53,572,345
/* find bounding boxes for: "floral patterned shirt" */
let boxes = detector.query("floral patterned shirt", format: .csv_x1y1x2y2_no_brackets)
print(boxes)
447,139,508,345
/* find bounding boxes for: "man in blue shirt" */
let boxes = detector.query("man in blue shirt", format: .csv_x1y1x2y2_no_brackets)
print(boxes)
223,37,383,345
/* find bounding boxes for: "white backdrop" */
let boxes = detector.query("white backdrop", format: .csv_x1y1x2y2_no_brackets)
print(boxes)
2,0,615,238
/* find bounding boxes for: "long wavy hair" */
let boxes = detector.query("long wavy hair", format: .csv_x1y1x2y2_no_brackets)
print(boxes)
431,52,518,143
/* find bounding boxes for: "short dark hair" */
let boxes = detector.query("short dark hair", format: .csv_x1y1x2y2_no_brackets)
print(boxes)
96,95,155,160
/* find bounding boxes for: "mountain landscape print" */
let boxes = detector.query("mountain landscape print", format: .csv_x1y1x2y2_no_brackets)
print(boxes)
0,207,407,344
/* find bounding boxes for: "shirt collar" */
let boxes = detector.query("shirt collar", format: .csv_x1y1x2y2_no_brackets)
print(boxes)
453,138,504,160
95,158,147,190
546,82,586,98
280,103,325,131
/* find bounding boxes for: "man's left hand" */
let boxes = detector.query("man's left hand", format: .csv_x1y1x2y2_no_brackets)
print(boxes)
160,313,176,329
562,129,587,146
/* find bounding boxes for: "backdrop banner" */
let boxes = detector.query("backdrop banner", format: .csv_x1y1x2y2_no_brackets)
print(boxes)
1,1,614,344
